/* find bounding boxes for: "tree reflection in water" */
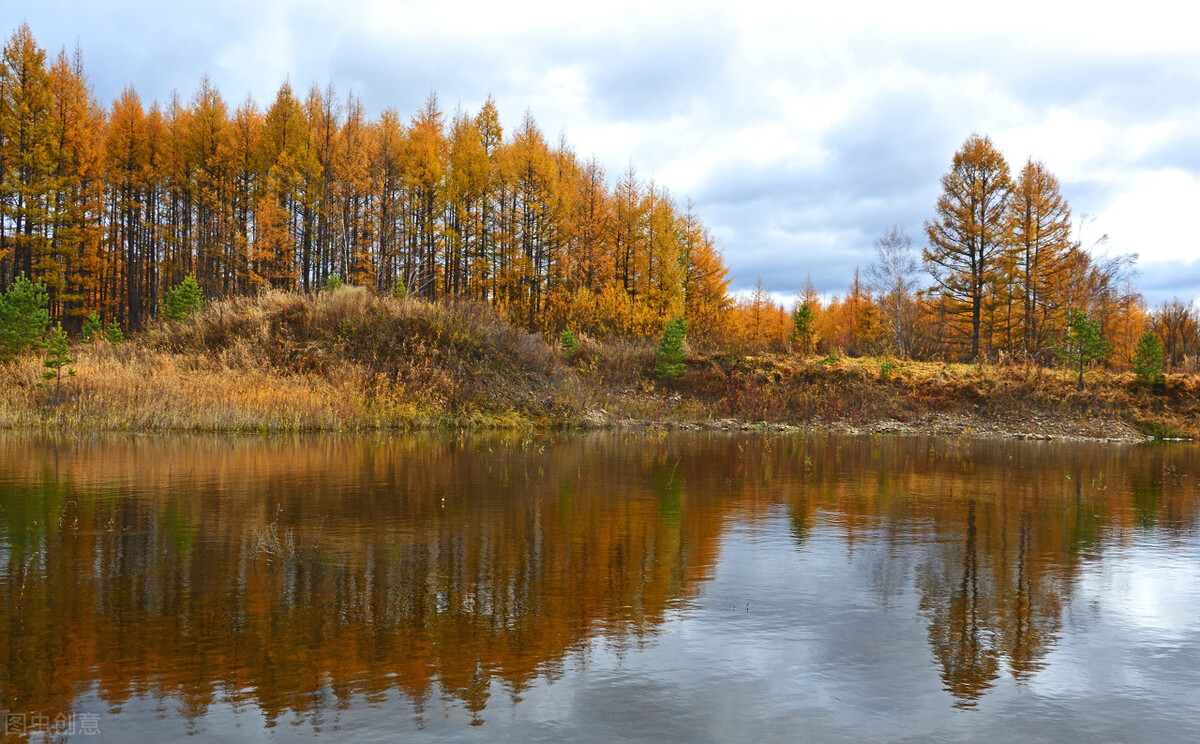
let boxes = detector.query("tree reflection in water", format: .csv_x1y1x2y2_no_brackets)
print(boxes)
0,433,1196,731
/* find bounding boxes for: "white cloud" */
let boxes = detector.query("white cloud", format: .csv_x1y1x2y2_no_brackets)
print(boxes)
1095,170,1200,263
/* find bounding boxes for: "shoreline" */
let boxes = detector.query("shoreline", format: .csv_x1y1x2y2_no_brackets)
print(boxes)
0,407,1161,444
590,410,1151,444
2,291,1195,444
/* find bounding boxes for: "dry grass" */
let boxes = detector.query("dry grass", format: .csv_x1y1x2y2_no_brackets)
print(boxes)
2,291,1197,437
573,334,656,385
670,353,1200,437
0,288,571,432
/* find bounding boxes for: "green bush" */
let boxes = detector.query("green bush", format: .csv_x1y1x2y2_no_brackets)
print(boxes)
391,276,407,299
161,274,204,321
0,273,50,363
655,316,688,380
325,274,344,291
880,357,898,380
106,320,124,345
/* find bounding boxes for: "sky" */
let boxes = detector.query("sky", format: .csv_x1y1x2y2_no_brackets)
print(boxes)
12,0,1200,305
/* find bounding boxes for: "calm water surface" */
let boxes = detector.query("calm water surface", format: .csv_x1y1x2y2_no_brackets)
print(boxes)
2,432,1199,742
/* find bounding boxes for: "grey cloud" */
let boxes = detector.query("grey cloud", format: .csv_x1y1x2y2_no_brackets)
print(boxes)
697,162,933,297
326,8,736,125
25,2,258,106
1138,131,1200,176
581,23,735,122
823,90,960,201
328,33,510,116
1138,262,1200,306
1010,56,1200,126
705,198,879,295
693,89,959,297
1057,179,1111,217
883,37,1200,126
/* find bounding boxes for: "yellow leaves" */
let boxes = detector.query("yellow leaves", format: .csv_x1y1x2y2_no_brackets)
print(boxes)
1,25,735,346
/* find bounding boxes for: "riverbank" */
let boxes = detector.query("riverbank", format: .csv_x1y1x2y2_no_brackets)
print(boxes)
1,289,1195,441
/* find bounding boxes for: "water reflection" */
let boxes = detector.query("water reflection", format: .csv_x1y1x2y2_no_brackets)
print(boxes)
1,433,1198,739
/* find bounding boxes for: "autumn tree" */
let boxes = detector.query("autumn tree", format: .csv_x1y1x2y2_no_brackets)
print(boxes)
227,96,263,292
0,26,738,350
406,93,445,299
307,83,339,288
104,87,150,326
47,46,107,328
1006,159,1074,358
260,81,316,290
821,269,878,356
680,200,729,350
445,109,489,298
1151,298,1199,371
187,77,233,296
250,193,290,289
0,25,54,290
866,225,921,358
332,93,376,286
737,279,778,353
1056,244,1141,365
925,134,1013,361
373,107,407,295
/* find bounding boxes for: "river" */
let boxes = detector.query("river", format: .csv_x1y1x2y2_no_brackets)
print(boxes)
1,432,1198,741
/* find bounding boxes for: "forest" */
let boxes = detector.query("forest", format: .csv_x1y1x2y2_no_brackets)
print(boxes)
2,23,1199,372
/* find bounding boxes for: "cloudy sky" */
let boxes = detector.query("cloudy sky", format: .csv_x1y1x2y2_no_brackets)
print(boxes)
16,0,1200,304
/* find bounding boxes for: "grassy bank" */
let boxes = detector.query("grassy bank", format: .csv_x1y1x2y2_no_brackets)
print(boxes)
0,288,575,432
2,288,1197,439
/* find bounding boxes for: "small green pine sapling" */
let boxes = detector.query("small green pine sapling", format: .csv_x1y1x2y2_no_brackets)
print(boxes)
1132,331,1164,390
161,274,204,321
0,272,51,363
655,316,688,381
81,313,103,342
560,328,579,357
105,320,124,345
391,275,408,299
1054,311,1112,390
325,274,344,291
880,357,898,380
40,322,76,406
789,301,815,355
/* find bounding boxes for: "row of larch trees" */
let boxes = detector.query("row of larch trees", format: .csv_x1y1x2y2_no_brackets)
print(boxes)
923,133,1141,363
0,25,731,342
727,133,1153,366
8,23,1186,370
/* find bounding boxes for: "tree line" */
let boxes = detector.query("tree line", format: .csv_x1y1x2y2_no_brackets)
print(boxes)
0,25,731,342
731,134,1197,373
4,24,1197,373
